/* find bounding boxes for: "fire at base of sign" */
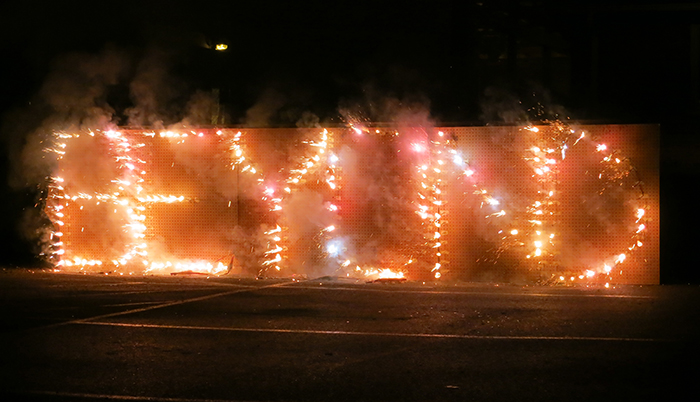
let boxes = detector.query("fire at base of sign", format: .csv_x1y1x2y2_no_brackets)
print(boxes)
42,123,654,285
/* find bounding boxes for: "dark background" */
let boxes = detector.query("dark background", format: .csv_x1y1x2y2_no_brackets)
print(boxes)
1,0,698,283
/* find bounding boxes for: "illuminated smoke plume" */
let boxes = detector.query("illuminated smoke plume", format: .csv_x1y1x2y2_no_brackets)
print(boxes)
11,49,129,188
1,48,131,260
4,50,654,284
4,45,243,270
338,128,424,272
125,49,184,128
244,88,287,128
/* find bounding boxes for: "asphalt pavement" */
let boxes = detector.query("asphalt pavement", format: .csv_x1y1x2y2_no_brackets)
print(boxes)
1,269,698,401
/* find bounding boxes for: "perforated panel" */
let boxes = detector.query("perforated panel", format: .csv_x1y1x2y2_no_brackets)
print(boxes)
436,125,659,285
47,125,659,283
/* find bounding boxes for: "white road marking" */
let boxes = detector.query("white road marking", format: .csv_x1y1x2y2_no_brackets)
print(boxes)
15,390,254,402
103,301,166,307
79,321,664,342
30,281,294,331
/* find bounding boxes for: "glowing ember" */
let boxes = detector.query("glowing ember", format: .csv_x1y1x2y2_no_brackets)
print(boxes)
378,269,405,279
361,267,407,282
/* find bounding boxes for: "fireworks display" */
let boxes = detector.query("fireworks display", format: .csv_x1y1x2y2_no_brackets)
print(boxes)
42,122,658,284
474,123,652,285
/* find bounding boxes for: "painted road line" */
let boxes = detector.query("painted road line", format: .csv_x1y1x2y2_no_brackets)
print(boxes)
25,281,295,332
79,321,665,343
12,390,253,402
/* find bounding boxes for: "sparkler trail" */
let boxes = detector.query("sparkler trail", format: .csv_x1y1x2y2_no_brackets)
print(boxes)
46,129,243,275
226,130,282,275
478,120,648,285
260,128,340,277
413,130,468,279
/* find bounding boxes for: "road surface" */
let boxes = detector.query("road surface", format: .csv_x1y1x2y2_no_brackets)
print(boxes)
1,269,698,401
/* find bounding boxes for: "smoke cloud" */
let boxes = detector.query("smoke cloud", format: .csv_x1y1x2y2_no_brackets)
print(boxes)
1,42,649,283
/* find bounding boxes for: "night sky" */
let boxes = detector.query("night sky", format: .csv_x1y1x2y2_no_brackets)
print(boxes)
1,0,699,283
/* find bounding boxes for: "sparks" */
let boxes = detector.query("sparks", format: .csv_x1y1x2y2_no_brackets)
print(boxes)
44,123,653,283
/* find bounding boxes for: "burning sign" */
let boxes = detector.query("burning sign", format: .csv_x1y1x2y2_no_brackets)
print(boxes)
42,122,655,284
